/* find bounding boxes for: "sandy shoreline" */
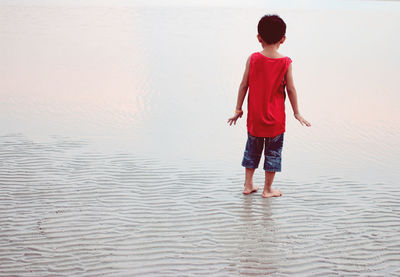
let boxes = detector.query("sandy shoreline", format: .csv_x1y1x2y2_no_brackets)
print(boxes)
1,133,400,276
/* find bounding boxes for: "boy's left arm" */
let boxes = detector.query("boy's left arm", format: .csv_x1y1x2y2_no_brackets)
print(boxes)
227,55,251,126
285,64,311,127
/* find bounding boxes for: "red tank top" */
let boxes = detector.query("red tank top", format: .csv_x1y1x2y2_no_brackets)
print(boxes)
247,52,292,137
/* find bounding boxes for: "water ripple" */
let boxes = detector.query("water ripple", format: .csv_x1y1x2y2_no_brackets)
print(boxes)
0,133,400,276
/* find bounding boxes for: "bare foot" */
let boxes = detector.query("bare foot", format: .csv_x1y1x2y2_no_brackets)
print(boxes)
243,185,259,195
261,189,282,198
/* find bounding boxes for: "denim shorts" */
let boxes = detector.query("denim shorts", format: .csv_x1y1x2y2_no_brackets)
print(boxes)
241,132,284,172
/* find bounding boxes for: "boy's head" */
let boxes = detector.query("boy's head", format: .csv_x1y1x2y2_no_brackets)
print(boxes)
257,15,286,45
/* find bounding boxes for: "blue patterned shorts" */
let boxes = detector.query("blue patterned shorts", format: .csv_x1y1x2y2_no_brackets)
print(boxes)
241,132,284,172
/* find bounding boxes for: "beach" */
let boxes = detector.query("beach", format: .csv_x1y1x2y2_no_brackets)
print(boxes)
1,0,400,275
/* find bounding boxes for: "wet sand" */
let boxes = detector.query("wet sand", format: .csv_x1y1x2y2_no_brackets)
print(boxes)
1,133,400,276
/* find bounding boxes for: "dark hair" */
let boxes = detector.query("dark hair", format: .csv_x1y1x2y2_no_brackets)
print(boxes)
257,15,286,44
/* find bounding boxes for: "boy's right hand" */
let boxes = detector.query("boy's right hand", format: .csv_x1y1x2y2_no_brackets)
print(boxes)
227,110,243,126
294,113,311,127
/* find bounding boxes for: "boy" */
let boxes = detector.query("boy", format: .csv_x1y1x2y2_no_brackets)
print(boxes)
227,15,311,198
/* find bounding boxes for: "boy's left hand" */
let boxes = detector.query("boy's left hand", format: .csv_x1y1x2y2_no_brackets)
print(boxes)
227,111,243,126
294,113,311,127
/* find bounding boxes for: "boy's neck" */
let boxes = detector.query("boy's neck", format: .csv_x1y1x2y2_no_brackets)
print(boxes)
260,42,282,58
262,42,280,52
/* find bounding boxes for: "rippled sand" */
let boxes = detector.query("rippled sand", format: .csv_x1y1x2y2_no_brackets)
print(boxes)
1,133,400,276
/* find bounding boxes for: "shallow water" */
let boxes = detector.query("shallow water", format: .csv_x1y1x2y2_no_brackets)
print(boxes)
1,0,400,276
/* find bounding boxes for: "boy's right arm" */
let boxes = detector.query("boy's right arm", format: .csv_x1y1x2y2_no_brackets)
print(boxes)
285,64,311,127
227,55,251,126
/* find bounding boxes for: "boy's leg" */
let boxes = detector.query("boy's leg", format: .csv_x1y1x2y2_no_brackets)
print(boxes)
262,133,284,198
241,133,264,195
243,168,258,195
262,171,282,198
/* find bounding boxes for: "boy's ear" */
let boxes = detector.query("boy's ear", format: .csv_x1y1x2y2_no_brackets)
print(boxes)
280,36,286,44
257,34,263,43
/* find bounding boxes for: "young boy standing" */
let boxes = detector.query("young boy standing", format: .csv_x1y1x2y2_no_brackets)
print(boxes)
228,15,311,198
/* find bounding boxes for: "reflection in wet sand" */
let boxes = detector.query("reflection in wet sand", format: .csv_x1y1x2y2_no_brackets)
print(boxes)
234,197,279,275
